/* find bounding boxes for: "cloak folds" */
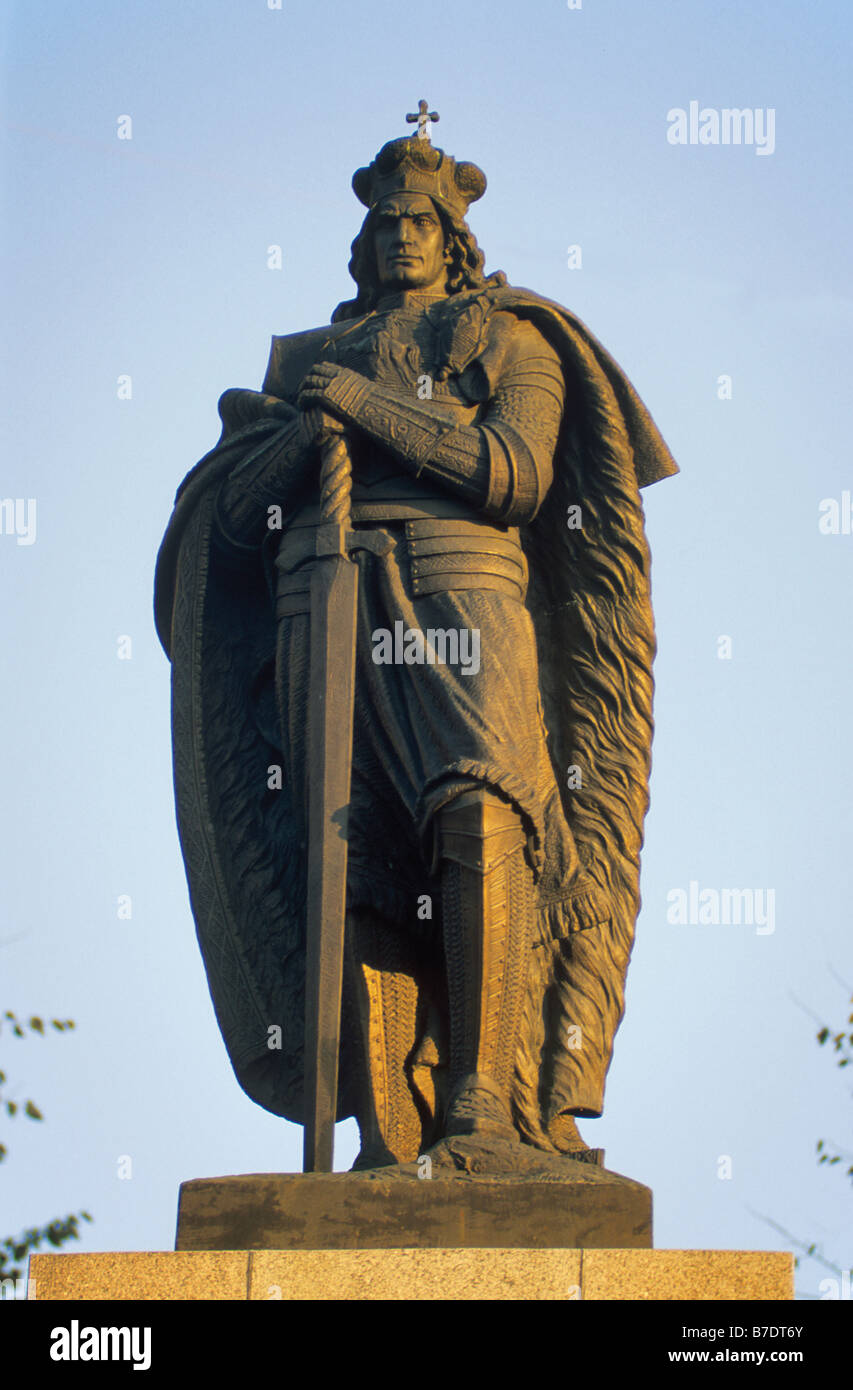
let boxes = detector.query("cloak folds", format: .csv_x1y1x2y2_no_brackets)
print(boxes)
154,285,677,1148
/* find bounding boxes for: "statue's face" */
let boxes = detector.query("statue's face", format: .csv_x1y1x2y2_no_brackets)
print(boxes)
373,193,449,293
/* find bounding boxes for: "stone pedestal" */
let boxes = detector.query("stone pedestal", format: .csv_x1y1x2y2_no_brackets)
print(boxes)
175,1166,652,1251
26,1169,794,1300
28,1248,794,1300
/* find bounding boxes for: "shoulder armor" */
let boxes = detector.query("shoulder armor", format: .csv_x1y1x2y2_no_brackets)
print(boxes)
262,320,360,401
457,309,561,403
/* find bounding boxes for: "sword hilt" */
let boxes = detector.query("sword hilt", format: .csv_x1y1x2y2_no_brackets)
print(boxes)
319,427,352,527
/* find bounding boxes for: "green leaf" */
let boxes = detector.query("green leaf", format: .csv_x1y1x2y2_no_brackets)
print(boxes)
24,1100,43,1120
6,1100,17,1117
28,1017,44,1034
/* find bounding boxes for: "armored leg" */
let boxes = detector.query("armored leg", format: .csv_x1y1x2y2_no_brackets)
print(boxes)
344,909,428,1168
437,787,535,1140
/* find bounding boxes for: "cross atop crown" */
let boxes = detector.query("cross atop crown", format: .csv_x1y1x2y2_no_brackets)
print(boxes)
352,116,486,222
406,99,440,142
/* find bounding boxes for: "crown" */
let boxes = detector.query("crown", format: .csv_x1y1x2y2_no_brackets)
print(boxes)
352,136,486,223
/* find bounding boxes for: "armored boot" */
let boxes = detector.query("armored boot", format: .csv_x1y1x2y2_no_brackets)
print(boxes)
344,909,427,1169
438,787,535,1141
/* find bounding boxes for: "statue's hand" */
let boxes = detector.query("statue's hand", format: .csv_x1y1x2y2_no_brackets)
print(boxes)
298,362,369,421
297,406,346,454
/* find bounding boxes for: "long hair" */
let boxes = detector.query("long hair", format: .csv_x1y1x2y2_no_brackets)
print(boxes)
331,200,489,322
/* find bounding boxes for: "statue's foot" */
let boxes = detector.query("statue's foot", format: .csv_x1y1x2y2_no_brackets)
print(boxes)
347,1133,604,1180
444,1071,518,1142
546,1113,605,1166
549,1112,591,1156
423,1131,600,1178
350,1143,402,1172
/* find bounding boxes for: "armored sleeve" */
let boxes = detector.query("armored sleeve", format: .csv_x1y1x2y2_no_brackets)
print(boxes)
327,316,565,524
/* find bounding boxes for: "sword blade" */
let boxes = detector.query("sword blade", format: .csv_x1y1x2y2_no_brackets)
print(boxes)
302,548,358,1173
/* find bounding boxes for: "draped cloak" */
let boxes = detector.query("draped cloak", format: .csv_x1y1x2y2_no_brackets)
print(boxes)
154,282,678,1150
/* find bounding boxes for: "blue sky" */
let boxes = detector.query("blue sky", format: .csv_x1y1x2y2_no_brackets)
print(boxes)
2,0,851,1298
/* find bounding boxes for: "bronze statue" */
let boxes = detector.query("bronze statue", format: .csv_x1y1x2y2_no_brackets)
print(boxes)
155,111,677,1176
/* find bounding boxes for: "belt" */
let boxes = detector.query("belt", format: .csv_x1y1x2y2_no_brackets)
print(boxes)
285,494,484,527
274,516,528,618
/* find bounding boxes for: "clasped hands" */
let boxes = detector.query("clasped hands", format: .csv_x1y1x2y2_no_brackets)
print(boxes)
297,362,365,452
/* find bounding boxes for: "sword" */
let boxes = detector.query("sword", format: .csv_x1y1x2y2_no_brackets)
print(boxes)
300,421,393,1172
303,421,358,1173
